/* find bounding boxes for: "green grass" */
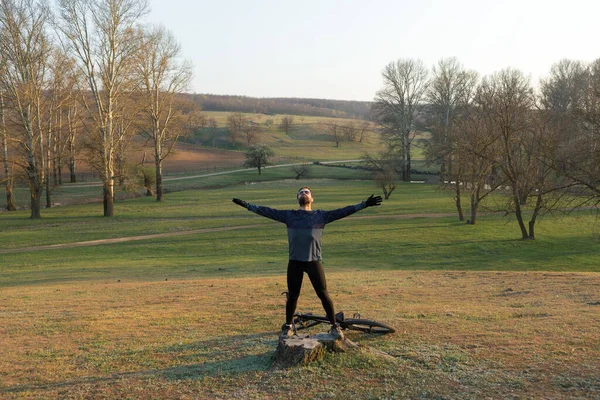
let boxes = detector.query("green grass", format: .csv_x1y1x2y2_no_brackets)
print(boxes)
1,181,598,288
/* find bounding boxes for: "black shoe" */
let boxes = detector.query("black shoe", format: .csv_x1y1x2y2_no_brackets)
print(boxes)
329,323,345,340
280,323,295,339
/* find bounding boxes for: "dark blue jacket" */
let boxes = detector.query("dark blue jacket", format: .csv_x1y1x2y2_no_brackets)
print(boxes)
246,202,366,261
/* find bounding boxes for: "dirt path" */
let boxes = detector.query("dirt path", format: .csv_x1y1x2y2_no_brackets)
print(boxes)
0,224,261,254
65,160,363,187
0,213,456,254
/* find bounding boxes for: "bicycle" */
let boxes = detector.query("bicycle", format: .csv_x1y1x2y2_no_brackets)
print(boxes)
280,291,395,334
293,311,395,334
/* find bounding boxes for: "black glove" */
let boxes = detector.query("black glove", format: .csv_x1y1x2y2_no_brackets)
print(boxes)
365,194,382,207
232,198,248,208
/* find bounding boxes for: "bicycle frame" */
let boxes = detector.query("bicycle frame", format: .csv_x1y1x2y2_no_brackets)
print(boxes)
293,311,395,334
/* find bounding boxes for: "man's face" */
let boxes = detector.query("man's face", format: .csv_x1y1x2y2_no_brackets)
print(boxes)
297,188,313,206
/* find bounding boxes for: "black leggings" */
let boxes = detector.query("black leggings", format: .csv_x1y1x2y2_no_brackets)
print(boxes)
286,260,336,325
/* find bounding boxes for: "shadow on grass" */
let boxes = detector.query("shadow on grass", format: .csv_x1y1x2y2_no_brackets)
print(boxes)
0,332,276,396
0,330,394,396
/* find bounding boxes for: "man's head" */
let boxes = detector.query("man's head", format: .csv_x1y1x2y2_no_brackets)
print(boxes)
297,186,313,206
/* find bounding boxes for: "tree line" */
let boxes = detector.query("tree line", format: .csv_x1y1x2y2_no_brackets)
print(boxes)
0,0,197,218
191,94,372,120
369,57,600,239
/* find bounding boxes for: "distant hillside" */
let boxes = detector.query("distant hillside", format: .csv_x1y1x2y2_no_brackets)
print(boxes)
188,94,373,120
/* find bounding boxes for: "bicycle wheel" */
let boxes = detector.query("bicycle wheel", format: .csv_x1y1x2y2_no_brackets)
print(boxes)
343,318,395,334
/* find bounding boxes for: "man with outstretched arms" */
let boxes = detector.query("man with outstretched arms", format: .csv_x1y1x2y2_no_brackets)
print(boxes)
232,187,382,339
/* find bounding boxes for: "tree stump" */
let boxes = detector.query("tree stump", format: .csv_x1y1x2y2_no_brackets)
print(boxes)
272,332,357,368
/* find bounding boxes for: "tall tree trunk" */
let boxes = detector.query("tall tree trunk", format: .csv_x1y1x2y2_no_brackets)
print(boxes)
25,108,43,219
55,110,62,185
406,140,412,181
454,178,464,222
512,187,529,240
469,194,479,225
45,117,52,209
26,137,43,219
5,180,16,211
155,150,163,202
103,104,114,217
67,109,76,183
401,130,408,181
527,193,544,240
30,188,42,219
519,190,528,206
1,92,16,211
102,147,115,217
103,181,114,217
37,107,47,212
69,149,76,183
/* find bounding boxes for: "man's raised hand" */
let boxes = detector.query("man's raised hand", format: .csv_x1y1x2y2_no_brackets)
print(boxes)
232,198,248,208
365,194,383,207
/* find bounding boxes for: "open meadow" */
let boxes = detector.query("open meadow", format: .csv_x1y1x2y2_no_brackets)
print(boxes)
1,177,599,399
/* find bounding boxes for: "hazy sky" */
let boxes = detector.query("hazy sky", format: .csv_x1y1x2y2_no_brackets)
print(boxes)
147,0,599,101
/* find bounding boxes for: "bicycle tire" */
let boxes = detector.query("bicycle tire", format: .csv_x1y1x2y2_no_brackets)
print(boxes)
343,318,395,334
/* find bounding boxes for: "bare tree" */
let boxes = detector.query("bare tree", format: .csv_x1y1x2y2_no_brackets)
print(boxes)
0,0,53,218
135,25,193,201
57,0,149,216
539,59,590,205
362,150,400,199
64,99,83,183
342,120,358,141
54,54,84,186
373,58,429,181
227,112,247,146
426,57,478,184
207,116,218,146
0,82,17,211
564,59,600,201
197,113,207,129
279,115,294,135
452,92,504,224
113,94,142,188
292,163,309,180
324,121,343,147
520,107,578,239
540,59,588,114
426,58,481,221
357,120,372,142
478,69,540,239
242,121,258,146
43,49,77,207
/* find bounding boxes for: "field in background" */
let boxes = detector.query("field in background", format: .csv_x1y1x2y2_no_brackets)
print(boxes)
180,111,394,165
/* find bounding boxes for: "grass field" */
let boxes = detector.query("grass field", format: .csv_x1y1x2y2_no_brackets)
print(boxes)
1,178,599,398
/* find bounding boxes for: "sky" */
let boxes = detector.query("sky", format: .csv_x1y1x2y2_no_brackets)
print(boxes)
147,0,600,102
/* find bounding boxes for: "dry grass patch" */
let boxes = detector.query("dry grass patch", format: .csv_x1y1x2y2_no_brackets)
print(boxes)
1,271,599,399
